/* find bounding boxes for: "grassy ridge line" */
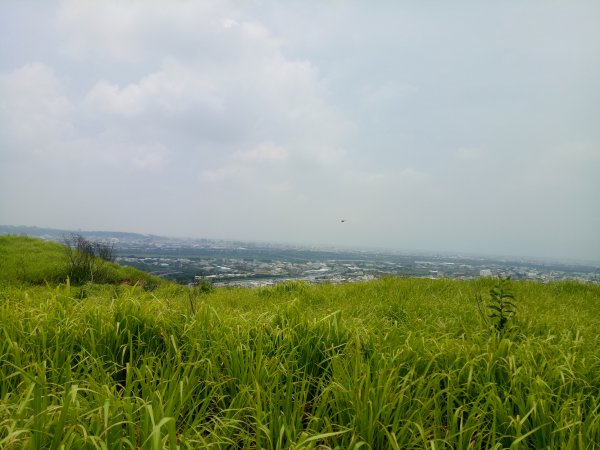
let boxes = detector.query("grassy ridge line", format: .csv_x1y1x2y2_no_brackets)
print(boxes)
1,278,599,448
0,235,163,286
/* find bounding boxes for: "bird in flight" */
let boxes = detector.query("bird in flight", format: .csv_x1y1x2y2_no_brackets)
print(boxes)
340,219,346,223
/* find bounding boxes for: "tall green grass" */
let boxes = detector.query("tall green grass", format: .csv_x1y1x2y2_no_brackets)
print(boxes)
1,277,599,448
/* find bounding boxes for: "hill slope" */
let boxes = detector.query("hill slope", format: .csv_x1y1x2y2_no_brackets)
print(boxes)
0,235,162,286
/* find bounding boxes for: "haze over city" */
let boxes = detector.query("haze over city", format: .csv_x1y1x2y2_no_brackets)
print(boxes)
1,1,599,263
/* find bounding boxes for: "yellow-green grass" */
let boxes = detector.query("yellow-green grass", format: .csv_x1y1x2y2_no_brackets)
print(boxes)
1,276,599,449
0,235,162,287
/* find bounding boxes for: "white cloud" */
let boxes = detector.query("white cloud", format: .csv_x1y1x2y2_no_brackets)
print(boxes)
306,146,348,166
61,0,349,155
233,142,288,163
221,18,239,29
455,147,483,161
200,165,243,184
56,1,223,61
122,143,172,171
200,142,290,193
1,1,599,261
395,167,430,184
555,140,600,166
363,81,419,108
84,64,224,119
2,0,349,176
0,63,72,155
526,140,600,192
0,62,174,172
199,161,292,198
344,170,386,188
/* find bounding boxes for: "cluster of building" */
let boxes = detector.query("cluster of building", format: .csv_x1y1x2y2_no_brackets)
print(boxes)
116,253,599,287
3,225,597,287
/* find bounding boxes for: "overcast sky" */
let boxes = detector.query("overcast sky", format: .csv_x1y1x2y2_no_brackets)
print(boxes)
1,1,599,262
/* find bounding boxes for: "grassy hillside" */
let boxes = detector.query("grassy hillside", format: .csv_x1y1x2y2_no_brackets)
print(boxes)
1,270,599,448
0,235,67,284
0,235,162,287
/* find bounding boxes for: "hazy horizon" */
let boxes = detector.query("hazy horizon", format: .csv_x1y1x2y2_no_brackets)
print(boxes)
3,223,599,267
1,1,599,263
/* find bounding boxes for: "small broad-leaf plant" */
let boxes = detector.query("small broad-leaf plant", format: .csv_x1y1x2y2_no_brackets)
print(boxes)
477,276,516,333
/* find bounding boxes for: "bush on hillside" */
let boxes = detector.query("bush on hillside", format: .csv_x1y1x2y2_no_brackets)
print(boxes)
63,233,115,283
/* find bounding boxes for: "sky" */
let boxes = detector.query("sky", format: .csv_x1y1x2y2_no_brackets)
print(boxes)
1,1,599,263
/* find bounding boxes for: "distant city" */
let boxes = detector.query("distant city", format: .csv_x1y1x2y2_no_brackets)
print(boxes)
2,225,599,286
